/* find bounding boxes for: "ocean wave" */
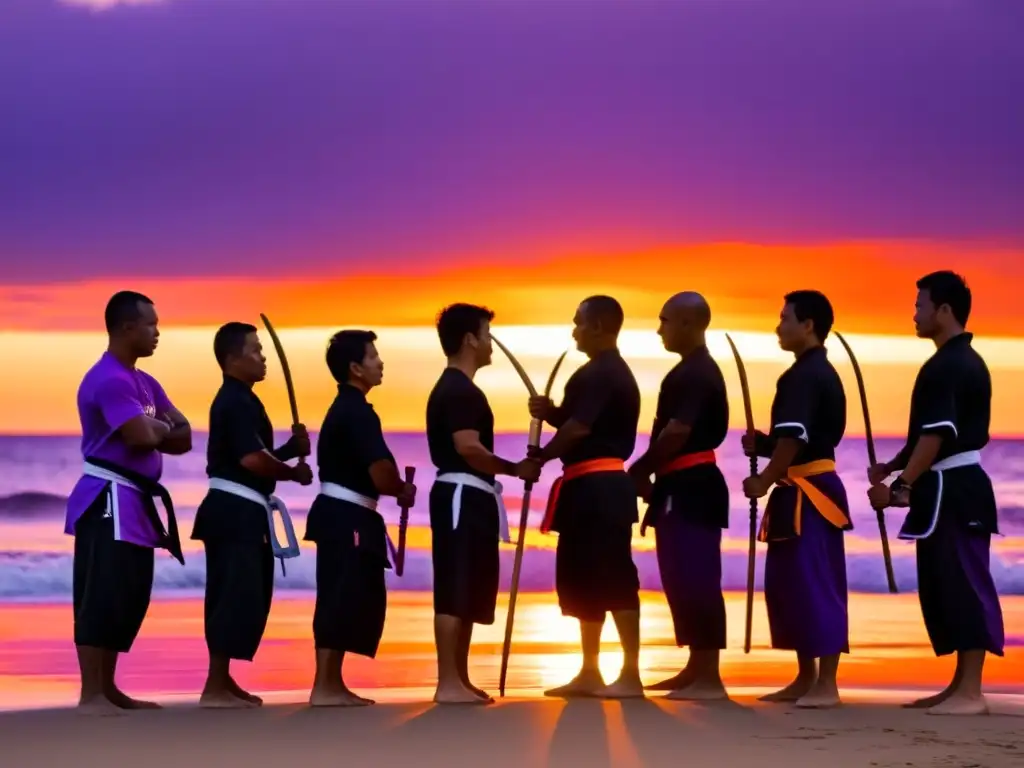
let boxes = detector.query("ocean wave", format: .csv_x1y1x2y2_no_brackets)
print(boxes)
0,493,68,520
0,546,1022,600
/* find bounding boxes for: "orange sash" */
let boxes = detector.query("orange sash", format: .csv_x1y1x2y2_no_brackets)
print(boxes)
540,457,625,533
756,459,851,542
654,449,716,478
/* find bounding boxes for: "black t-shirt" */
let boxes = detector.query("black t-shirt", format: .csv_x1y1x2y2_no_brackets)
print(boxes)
205,375,276,496
425,368,495,483
892,332,991,469
556,348,641,467
648,346,730,528
766,346,847,465
317,385,395,499
193,375,275,543
650,345,729,457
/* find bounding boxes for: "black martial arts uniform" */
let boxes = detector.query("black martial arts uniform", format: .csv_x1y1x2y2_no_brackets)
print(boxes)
305,384,396,658
895,332,1004,657
425,368,502,626
191,375,293,662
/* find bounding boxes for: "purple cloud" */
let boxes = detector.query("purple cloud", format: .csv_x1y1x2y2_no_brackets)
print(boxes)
0,0,1022,281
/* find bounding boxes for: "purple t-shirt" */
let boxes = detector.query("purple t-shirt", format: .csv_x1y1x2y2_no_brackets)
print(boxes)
65,351,174,548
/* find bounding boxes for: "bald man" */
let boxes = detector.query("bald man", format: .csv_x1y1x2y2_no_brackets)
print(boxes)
529,296,643,698
628,293,730,700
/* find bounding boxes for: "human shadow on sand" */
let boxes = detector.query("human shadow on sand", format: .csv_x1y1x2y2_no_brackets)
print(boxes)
619,694,753,764
548,699,612,767
392,700,548,760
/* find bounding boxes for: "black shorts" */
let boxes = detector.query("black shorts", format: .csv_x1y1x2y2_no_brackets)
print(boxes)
203,540,275,662
429,482,500,625
554,473,640,622
313,539,388,658
72,495,155,653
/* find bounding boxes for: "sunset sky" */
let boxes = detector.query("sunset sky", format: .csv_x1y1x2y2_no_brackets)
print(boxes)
1,0,1022,435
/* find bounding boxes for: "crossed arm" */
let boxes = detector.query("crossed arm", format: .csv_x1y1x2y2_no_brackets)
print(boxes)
105,379,191,455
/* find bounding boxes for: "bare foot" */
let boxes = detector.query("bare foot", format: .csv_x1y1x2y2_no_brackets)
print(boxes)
228,678,263,706
794,681,841,709
902,689,953,709
200,690,258,709
926,694,988,716
470,686,494,703
107,687,162,710
309,687,372,708
758,677,816,703
645,669,694,691
544,670,605,698
665,680,729,701
77,695,124,716
458,677,494,702
598,671,646,700
434,682,489,705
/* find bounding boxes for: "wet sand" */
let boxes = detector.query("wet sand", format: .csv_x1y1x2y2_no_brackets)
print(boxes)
2,692,1022,767
1,591,1023,711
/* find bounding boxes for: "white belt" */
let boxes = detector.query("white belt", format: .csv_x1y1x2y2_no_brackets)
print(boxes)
318,482,399,563
208,478,301,571
931,450,982,472
898,450,982,541
82,461,140,540
436,472,510,543
320,482,378,511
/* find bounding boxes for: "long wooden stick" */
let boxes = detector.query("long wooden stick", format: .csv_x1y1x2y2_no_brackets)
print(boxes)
493,336,568,698
833,331,898,594
259,313,307,468
725,333,758,655
257,313,304,577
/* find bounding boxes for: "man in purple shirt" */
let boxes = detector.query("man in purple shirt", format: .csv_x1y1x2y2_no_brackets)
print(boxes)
65,291,192,715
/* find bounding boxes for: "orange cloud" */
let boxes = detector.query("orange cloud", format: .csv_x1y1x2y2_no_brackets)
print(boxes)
2,240,1021,335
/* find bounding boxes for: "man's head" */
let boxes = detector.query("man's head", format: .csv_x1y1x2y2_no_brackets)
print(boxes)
213,322,266,384
914,271,971,340
105,291,159,358
436,303,494,367
572,295,624,356
326,329,383,390
776,290,834,353
657,292,711,355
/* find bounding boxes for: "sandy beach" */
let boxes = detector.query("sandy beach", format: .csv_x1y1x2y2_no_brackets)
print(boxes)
2,591,1022,766
2,693,1023,767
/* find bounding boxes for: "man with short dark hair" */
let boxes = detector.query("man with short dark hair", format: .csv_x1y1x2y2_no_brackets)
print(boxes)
304,329,416,707
66,291,191,714
426,303,540,704
191,321,313,708
868,271,1004,716
629,292,730,700
740,290,852,709
529,295,644,699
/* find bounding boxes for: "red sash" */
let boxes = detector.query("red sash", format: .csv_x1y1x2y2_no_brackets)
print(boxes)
654,449,717,478
540,457,625,534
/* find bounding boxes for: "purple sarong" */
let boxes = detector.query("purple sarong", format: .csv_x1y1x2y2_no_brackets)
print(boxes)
914,477,1005,657
654,504,726,650
763,472,850,657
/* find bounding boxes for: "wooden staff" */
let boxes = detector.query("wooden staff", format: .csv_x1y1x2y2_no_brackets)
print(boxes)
725,333,758,655
833,331,898,594
491,334,567,698
259,313,307,468
258,313,304,576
